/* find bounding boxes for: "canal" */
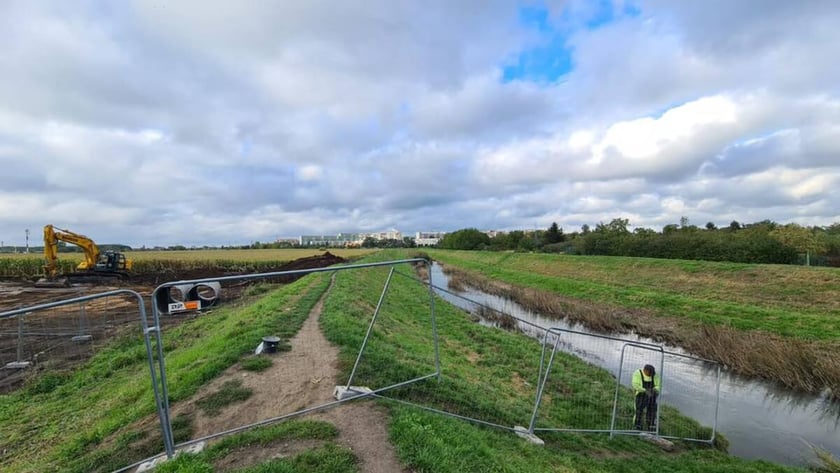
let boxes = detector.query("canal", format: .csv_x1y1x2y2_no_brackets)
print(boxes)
429,263,839,468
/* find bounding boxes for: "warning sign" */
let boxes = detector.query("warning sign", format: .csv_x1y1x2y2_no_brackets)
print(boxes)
168,300,200,313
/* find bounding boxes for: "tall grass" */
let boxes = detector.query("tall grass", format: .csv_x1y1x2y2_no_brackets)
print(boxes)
0,249,375,278
318,251,801,473
812,447,840,473
428,250,840,340
442,263,840,397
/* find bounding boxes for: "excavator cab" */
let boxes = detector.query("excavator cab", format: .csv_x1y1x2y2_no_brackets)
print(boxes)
95,251,130,272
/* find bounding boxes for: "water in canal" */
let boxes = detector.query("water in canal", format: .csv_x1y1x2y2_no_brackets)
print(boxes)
429,263,839,468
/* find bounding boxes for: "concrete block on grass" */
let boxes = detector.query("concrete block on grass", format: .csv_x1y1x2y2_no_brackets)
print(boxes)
513,426,545,445
334,386,373,401
136,441,206,472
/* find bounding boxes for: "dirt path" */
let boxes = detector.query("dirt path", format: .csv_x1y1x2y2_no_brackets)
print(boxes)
182,278,406,473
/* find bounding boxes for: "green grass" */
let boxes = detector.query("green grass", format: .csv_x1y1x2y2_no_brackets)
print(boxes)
155,420,357,473
241,356,274,372
317,250,802,472
196,379,253,416
1,250,813,472
0,273,331,472
425,250,840,340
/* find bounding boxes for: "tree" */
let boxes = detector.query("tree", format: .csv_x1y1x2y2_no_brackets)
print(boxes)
705,222,717,231
662,224,679,235
544,222,564,244
769,224,826,256
361,237,378,248
595,218,629,234
438,228,491,250
505,230,526,249
581,224,590,235
825,222,840,235
728,220,741,232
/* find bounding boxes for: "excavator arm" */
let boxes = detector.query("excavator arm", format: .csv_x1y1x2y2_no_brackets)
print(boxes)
43,224,101,278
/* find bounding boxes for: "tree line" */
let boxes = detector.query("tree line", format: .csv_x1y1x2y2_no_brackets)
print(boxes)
438,219,840,266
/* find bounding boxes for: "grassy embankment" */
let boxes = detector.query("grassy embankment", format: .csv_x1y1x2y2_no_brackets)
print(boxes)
155,250,811,472
0,251,811,472
312,250,800,472
0,273,332,472
425,250,840,395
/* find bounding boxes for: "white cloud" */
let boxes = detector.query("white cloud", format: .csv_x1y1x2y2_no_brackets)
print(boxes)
0,1,839,246
296,165,323,182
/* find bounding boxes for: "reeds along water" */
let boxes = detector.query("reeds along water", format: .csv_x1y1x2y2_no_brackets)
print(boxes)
439,265,840,399
474,305,519,332
812,446,840,473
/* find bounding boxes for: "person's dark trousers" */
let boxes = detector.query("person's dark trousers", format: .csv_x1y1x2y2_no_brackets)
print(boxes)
634,392,658,430
645,393,658,430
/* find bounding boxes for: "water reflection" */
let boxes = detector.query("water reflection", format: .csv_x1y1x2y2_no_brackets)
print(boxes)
428,263,839,468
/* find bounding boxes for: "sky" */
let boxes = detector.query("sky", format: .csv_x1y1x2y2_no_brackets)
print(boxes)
1,0,839,248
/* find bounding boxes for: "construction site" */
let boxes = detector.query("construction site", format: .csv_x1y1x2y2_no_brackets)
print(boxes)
0,251,346,394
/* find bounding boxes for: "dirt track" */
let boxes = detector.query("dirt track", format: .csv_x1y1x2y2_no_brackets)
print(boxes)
145,276,405,472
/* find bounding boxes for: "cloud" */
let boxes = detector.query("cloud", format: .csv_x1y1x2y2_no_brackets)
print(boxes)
0,1,839,247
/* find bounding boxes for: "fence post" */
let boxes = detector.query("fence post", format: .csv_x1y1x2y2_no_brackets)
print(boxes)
17,312,24,363
527,330,560,433
345,266,395,389
78,298,87,337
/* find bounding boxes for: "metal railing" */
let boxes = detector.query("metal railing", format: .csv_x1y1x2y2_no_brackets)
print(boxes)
0,289,148,390
3,258,724,472
427,280,722,445
142,258,439,460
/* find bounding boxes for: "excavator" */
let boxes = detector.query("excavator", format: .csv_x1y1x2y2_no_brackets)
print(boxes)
36,224,132,287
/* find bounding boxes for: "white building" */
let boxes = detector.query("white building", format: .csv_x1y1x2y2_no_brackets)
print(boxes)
415,231,446,247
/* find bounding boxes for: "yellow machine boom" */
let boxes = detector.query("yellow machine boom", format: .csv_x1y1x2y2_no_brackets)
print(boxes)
42,224,132,279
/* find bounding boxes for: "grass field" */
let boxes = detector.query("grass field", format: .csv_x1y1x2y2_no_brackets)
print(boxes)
424,250,840,340
423,249,840,395
316,250,800,472
0,248,376,278
0,251,814,472
0,249,374,261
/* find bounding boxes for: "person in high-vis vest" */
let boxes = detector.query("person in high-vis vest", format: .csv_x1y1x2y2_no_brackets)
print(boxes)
632,364,661,431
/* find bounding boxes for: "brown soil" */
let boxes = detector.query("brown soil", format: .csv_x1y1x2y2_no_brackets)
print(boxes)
171,276,406,473
6,252,407,471
0,253,346,394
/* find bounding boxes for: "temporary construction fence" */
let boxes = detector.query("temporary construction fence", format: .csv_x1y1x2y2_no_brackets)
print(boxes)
421,280,722,446
2,257,722,472
0,289,149,393
134,257,440,470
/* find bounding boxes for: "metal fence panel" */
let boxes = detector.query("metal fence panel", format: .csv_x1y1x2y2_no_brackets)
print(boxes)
143,258,440,461
1,290,147,393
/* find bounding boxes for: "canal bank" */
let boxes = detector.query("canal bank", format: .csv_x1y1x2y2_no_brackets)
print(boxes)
430,263,839,468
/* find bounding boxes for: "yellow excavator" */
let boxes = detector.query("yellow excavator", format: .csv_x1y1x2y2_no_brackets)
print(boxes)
37,224,132,287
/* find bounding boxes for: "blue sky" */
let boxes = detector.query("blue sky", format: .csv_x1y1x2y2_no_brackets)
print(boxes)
0,0,838,246
503,1,641,83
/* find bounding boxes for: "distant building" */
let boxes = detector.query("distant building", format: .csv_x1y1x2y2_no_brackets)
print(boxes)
299,230,403,247
415,231,446,247
483,230,506,238
365,229,402,241
299,233,362,247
